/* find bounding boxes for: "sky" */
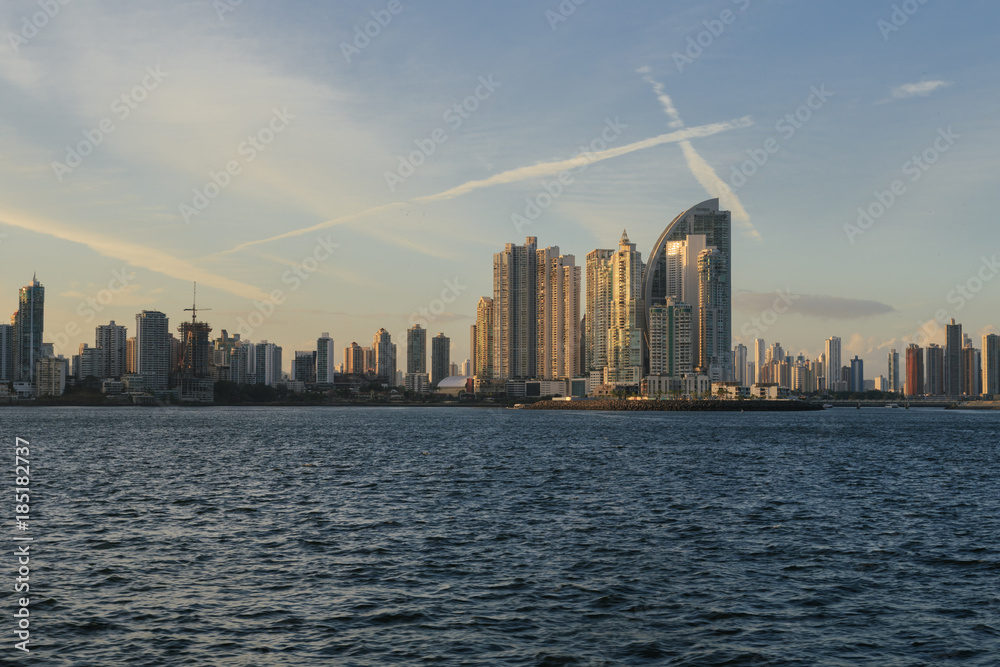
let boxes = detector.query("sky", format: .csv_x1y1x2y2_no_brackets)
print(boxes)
1,0,998,378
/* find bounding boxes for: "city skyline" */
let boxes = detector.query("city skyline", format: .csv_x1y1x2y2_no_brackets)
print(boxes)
1,2,998,379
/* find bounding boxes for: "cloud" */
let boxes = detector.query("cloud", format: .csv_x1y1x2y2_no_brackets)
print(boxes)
0,206,271,301
219,116,753,255
734,292,895,319
640,72,758,239
890,80,951,100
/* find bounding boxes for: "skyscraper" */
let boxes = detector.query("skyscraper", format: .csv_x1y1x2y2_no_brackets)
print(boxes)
253,341,282,387
431,333,450,387
697,247,728,380
887,349,900,394
642,199,732,380
536,247,581,380
135,310,170,390
825,337,842,393
13,275,44,383
585,248,614,373
945,318,963,396
469,325,477,377
407,325,427,374
734,343,748,387
344,342,365,375
373,328,395,384
316,333,335,384
982,334,1000,397
926,344,945,395
647,297,693,378
962,344,981,397
605,231,645,386
292,351,317,383
96,321,128,379
493,237,537,380
0,324,13,383
754,338,766,384
474,297,494,379
849,356,864,393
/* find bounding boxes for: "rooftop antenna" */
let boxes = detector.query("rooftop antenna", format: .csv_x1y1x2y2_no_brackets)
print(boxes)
184,282,212,325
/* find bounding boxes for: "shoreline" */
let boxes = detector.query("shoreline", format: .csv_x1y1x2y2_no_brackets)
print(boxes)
523,399,824,412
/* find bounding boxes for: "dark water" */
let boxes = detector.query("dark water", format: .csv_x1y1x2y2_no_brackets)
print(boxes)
6,406,1000,665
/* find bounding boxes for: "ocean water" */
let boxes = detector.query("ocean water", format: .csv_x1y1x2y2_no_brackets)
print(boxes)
6,406,1000,665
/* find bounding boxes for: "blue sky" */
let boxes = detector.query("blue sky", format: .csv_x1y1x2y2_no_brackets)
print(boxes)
1,0,997,376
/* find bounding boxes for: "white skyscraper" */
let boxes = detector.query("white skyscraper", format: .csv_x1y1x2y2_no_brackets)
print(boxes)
136,310,170,390
316,333,335,384
734,343,748,387
887,349,900,394
585,249,614,374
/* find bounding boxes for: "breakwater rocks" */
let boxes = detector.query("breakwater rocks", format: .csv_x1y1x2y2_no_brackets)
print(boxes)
524,399,824,412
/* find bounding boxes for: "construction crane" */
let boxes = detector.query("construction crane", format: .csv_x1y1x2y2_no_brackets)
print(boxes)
184,282,212,325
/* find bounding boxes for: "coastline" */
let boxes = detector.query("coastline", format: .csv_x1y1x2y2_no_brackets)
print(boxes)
523,399,824,412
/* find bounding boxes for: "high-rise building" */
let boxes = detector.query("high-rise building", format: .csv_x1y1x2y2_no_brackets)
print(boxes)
585,248,614,373
962,344,981,397
945,319,963,396
373,328,395,384
292,351,317,383
461,359,472,376
536,247,581,380
316,333,335,384
95,321,128,379
469,325,477,377
642,199,732,380
849,356,864,393
474,297,494,379
982,334,1000,397
906,344,924,395
135,311,170,390
647,297,693,378
344,342,365,375
493,237,537,380
887,349,900,394
734,343,748,387
13,275,44,383
253,341,282,387
605,231,645,386
126,336,137,375
0,324,13,382
754,338,766,383
179,320,212,378
407,325,427,374
926,344,945,395
35,356,67,397
825,337,842,393
75,344,104,380
697,247,728,380
431,333,450,387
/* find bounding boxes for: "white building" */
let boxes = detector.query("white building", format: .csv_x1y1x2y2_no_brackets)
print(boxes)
316,333,336,384
536,246,581,381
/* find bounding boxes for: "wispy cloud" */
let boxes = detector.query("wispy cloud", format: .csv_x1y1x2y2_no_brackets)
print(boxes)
219,116,752,255
890,80,951,100
639,71,758,240
0,206,271,301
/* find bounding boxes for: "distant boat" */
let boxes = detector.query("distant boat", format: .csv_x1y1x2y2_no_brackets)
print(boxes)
885,403,899,408
822,404,834,409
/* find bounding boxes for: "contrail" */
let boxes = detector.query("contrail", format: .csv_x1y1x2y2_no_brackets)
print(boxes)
641,71,759,240
0,206,272,301
219,117,752,255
